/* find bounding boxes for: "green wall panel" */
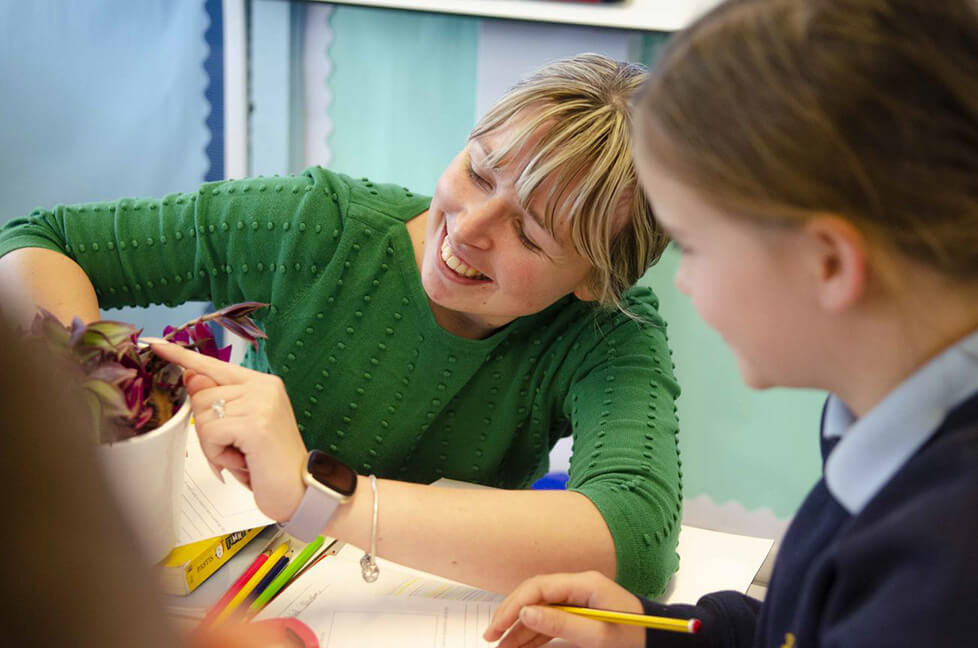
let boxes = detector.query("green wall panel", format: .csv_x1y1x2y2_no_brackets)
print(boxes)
627,29,823,518
629,31,671,67
328,7,480,194
640,250,824,517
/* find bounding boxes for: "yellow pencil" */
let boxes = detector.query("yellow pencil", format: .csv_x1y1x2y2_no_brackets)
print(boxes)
215,542,290,624
548,605,701,634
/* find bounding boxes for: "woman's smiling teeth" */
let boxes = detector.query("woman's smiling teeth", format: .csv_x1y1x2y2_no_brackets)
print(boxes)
441,238,489,280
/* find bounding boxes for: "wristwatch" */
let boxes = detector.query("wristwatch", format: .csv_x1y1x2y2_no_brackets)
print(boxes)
281,450,358,541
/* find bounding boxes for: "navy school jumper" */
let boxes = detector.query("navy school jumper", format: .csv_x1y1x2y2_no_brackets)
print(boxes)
639,390,978,647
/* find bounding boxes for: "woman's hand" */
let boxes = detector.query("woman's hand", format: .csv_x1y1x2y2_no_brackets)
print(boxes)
147,339,308,523
484,571,646,648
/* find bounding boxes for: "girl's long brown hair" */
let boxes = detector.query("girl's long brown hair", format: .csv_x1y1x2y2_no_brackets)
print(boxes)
635,0,978,279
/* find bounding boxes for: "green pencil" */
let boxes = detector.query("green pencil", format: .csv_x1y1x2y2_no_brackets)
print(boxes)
247,535,325,614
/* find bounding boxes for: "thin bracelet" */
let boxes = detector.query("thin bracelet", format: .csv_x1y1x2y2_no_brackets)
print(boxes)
360,474,380,582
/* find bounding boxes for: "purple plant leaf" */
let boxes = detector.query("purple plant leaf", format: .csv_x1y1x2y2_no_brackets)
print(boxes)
189,321,220,358
119,346,140,365
30,309,71,348
213,318,259,350
124,376,144,411
131,406,154,431
226,317,266,342
214,316,266,348
211,302,269,350
88,363,137,387
213,301,269,320
29,307,61,330
191,321,212,343
164,325,191,345
29,300,266,441
160,302,268,356
212,317,246,338
216,344,232,362
195,345,218,360
68,317,88,347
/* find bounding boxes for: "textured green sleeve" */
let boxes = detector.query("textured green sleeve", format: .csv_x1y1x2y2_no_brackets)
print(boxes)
0,168,347,312
562,288,683,597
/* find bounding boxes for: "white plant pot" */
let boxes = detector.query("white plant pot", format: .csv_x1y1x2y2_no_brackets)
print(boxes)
96,397,192,564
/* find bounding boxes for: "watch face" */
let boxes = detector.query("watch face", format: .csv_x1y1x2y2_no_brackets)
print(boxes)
307,450,357,496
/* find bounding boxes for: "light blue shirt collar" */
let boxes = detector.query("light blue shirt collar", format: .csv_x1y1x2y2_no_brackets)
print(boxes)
822,328,978,514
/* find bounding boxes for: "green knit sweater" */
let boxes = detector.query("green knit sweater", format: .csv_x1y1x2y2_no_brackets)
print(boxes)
0,167,682,596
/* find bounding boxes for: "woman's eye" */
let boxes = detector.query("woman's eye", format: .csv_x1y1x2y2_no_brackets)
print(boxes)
467,164,490,189
515,222,540,252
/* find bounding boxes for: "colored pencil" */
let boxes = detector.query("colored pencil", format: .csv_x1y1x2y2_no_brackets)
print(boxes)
247,535,325,614
198,553,268,628
243,554,289,607
287,538,338,584
215,542,290,623
548,605,701,634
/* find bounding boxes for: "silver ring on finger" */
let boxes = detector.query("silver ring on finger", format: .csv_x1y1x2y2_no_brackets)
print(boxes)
212,398,226,419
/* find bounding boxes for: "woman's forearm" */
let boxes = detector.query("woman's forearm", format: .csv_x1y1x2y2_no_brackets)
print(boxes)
0,248,100,326
148,341,623,595
325,479,618,594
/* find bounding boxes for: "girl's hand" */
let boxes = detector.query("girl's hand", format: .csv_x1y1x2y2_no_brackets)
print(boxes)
484,571,646,648
146,339,308,523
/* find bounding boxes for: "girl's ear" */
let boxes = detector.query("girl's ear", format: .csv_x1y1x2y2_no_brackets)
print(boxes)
803,215,869,312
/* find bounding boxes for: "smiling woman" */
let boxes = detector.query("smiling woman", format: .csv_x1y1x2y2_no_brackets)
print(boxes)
0,54,681,598
415,55,663,339
415,119,610,338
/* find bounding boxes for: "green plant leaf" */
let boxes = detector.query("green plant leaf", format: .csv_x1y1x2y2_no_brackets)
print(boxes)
73,320,140,359
82,378,133,420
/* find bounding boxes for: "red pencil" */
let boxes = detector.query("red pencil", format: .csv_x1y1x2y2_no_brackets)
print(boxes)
197,552,269,628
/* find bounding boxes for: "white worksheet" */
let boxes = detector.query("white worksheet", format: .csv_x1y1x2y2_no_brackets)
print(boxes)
257,545,503,647
177,425,274,544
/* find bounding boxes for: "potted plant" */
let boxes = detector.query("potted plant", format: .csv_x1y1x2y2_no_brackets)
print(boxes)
28,302,268,562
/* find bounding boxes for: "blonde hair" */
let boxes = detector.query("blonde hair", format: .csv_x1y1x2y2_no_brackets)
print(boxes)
634,0,978,281
471,53,668,312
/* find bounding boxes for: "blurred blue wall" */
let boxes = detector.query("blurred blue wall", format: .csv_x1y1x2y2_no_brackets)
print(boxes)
0,0,216,332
